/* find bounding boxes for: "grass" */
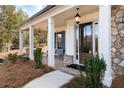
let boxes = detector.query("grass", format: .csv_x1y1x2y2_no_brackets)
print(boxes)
0,59,54,88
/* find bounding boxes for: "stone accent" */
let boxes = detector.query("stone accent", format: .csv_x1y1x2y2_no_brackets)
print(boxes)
63,55,73,65
113,58,120,64
120,47,124,53
119,60,124,67
112,6,124,68
112,27,118,35
112,47,116,53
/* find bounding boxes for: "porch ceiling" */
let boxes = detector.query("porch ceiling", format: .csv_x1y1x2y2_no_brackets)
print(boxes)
33,5,98,32
54,5,98,27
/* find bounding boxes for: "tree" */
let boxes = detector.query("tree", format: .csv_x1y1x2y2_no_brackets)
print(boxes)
12,7,28,49
0,5,17,51
0,5,28,51
16,7,28,25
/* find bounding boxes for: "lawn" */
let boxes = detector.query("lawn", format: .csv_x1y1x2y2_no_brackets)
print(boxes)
0,59,54,88
61,76,124,88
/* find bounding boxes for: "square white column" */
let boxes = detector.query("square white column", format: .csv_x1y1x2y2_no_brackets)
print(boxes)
19,30,23,55
29,26,34,60
47,16,55,67
99,5,112,87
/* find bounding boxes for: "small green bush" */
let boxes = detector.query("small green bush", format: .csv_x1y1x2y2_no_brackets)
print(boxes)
8,53,13,60
22,56,30,62
18,55,23,60
34,48,43,69
8,53,18,63
79,54,106,88
18,55,30,62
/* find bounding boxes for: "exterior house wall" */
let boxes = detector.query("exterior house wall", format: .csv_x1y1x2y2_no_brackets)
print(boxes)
63,12,99,64
65,19,75,56
55,26,66,32
65,12,99,56
81,12,99,24
111,6,124,68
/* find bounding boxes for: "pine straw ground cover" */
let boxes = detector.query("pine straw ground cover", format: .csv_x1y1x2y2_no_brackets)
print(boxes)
61,76,124,88
0,59,54,88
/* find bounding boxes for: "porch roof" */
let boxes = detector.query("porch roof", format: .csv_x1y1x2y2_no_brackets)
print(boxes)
18,5,56,27
19,5,99,31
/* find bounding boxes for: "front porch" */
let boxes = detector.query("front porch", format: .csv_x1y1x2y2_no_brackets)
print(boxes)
42,55,81,76
18,5,112,87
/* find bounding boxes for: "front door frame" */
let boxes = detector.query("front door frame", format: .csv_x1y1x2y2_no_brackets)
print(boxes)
74,25,80,64
74,20,98,64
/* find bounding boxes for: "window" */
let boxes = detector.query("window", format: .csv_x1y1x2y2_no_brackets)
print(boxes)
56,33,62,49
83,24,92,54
55,31,65,51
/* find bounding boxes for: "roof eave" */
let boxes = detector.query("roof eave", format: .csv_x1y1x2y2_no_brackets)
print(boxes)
18,5,56,28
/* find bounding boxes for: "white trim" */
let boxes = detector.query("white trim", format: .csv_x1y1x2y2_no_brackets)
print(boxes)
74,24,80,64
92,20,98,54
92,22,96,54
77,25,80,64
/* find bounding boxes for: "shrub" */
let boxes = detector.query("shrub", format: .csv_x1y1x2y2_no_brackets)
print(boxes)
8,53,13,60
18,55,30,62
34,48,43,69
79,54,106,88
21,56,30,62
8,53,18,63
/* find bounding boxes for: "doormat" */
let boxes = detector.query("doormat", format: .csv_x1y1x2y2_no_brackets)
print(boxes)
66,64,85,71
0,58,4,64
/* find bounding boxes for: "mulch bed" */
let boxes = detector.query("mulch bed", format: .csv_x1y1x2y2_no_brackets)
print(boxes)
61,77,83,88
111,76,124,88
61,76,124,88
0,59,54,88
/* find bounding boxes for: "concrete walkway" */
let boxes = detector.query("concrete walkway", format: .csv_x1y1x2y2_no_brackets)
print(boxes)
24,70,74,88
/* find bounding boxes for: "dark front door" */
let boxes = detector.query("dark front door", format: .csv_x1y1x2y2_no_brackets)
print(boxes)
79,22,93,63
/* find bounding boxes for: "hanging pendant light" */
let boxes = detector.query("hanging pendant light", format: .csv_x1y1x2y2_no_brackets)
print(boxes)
38,29,41,35
75,8,81,24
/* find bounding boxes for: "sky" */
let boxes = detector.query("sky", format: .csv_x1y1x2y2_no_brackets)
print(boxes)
16,5,44,17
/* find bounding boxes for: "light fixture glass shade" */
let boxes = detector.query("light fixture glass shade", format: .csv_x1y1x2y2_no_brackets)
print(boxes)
38,31,41,35
75,15,80,24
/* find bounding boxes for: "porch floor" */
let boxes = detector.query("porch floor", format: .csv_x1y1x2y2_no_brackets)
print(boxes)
42,55,81,76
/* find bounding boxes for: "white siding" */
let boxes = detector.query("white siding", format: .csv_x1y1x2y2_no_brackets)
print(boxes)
65,19,75,56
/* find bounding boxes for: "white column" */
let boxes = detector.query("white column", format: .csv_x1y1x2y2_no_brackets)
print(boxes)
19,30,23,55
29,26,34,60
99,5,112,87
47,16,55,67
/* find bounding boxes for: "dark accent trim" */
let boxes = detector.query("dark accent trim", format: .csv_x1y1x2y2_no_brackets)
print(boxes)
55,31,65,34
18,5,56,27
82,22,93,27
